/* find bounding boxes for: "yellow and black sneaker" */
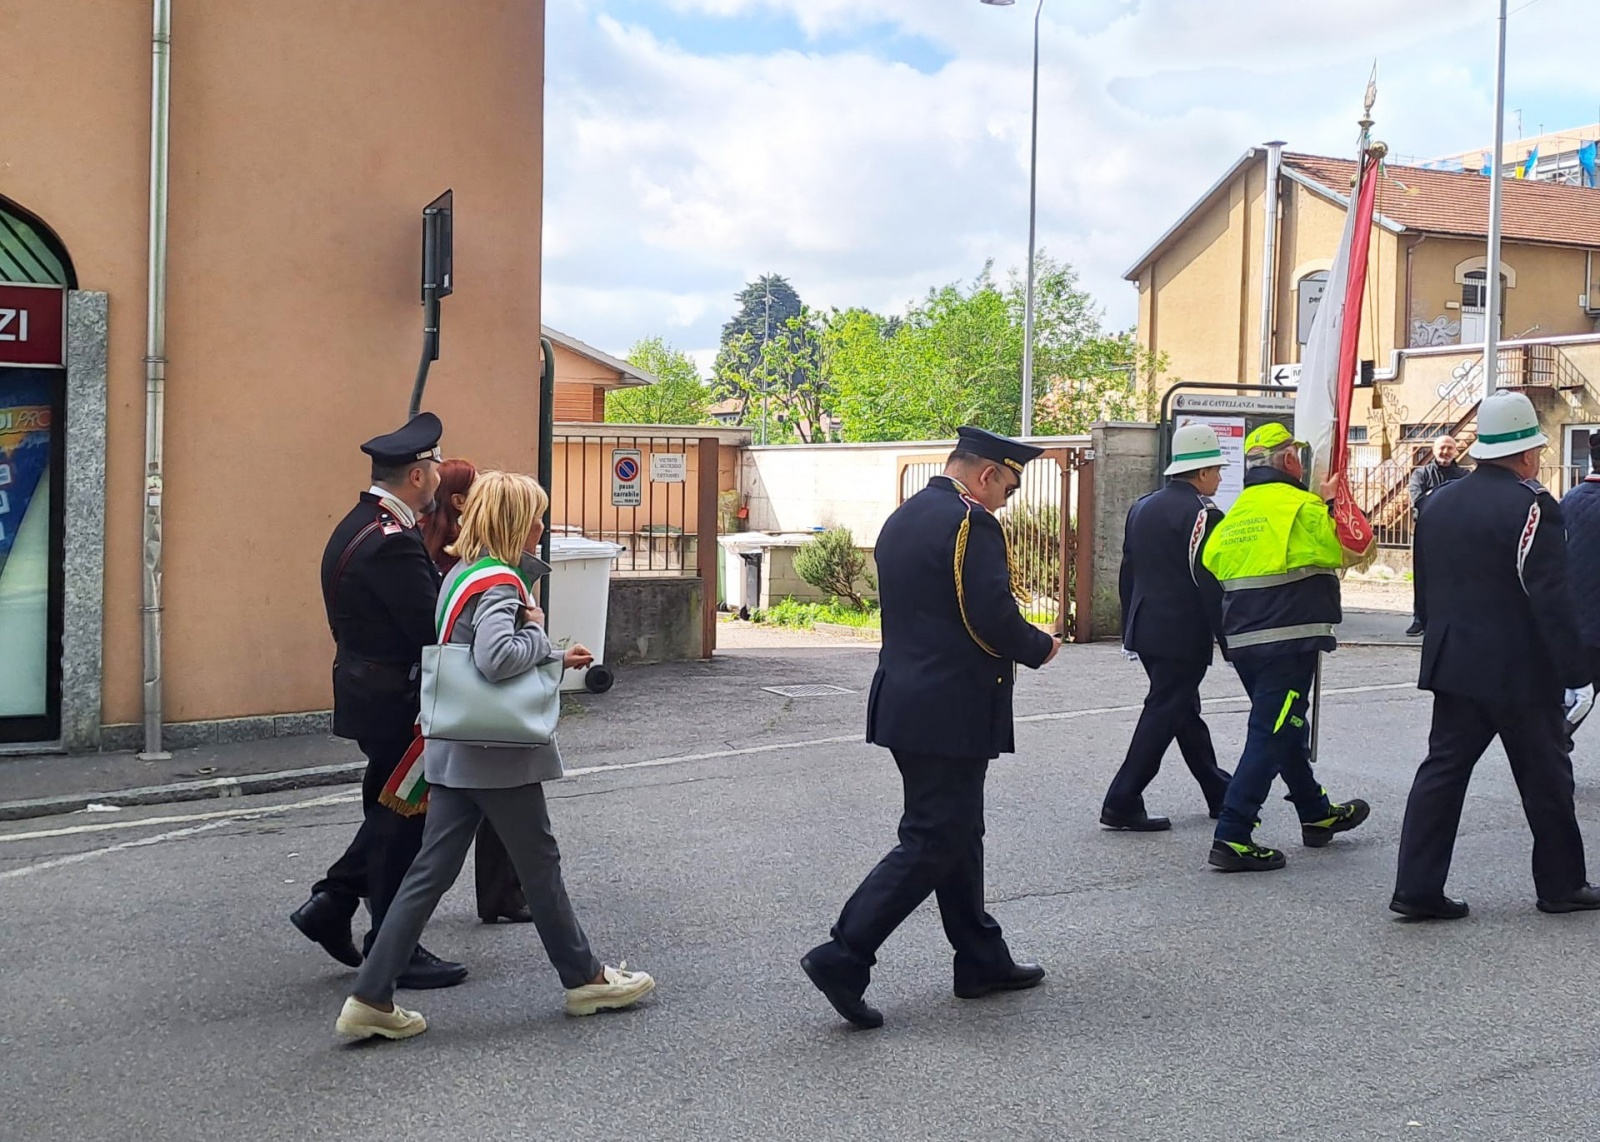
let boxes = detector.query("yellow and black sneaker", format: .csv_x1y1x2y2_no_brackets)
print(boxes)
1302,799,1371,848
1208,839,1286,872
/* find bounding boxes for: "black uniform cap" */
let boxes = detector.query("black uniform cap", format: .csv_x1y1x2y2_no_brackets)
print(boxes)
955,426,1044,474
360,412,443,466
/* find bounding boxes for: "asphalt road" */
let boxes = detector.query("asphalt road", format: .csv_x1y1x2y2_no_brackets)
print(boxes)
3,643,1598,1142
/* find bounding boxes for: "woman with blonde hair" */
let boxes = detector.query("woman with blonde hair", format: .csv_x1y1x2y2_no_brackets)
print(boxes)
337,471,653,1041
420,457,532,925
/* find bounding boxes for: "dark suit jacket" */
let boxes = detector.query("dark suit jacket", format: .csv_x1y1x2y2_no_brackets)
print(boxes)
320,493,442,739
1119,479,1225,663
866,476,1057,760
1416,464,1587,705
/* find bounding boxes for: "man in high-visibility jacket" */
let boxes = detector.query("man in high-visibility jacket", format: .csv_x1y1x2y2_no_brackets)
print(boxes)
1200,422,1370,871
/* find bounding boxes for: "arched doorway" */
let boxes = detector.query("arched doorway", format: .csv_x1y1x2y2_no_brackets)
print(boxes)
0,196,75,743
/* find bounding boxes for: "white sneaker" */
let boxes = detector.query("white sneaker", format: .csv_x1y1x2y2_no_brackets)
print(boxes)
336,996,428,1041
564,962,655,1017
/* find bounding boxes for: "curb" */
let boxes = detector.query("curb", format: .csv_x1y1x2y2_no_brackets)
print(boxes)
812,622,882,642
0,761,365,824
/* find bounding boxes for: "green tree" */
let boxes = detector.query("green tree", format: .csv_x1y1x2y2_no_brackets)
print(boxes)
713,274,808,426
824,253,1160,442
604,337,712,425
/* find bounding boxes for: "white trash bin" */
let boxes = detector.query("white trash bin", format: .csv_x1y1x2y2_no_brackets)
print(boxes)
544,537,624,694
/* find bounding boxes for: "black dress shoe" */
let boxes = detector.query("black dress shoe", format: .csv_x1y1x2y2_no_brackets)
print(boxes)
1390,893,1469,920
396,946,469,990
1099,807,1172,832
1405,620,1425,637
480,905,534,924
954,961,1046,999
1537,884,1600,914
289,892,362,968
800,953,883,1029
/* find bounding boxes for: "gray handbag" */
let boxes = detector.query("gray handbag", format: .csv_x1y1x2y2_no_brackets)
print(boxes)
418,562,563,747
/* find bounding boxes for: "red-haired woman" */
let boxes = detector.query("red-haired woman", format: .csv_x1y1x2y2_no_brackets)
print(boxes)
421,458,532,925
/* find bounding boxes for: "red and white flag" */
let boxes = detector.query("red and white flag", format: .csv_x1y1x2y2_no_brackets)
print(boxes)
1294,145,1381,557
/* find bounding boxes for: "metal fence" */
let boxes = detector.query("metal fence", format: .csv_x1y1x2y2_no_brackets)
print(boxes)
897,441,1096,641
550,432,714,576
549,431,721,657
1347,462,1579,549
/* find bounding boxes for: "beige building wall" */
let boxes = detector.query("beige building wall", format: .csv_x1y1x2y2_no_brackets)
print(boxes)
5,0,546,727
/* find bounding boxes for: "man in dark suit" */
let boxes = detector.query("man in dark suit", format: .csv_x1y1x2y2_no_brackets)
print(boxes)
289,412,467,989
1393,391,1599,920
1559,434,1600,708
802,427,1060,1029
1101,423,1233,830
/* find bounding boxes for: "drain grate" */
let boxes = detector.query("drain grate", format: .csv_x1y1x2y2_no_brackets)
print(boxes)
761,684,857,698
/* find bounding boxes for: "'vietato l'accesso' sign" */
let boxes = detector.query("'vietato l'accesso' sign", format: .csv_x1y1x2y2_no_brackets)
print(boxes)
0,283,66,369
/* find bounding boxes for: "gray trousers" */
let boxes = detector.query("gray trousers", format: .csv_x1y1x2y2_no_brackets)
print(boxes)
353,782,602,1004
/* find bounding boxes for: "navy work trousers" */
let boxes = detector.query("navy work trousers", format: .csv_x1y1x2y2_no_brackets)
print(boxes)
1214,650,1332,845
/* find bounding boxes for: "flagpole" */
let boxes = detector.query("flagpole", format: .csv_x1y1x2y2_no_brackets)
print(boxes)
1484,0,1509,397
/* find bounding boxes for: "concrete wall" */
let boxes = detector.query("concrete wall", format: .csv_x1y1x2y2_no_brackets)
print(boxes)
6,0,547,731
741,442,947,546
605,577,703,666
1405,237,1599,345
758,546,880,610
1088,422,1161,638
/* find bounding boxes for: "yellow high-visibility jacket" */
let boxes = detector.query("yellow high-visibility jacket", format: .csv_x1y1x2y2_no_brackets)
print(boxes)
1202,468,1342,659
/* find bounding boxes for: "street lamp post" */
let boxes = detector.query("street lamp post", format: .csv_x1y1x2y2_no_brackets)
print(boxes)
982,0,1045,438
1484,0,1509,397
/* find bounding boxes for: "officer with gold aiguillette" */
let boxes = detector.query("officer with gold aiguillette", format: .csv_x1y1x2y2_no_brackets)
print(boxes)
1200,422,1370,872
802,427,1061,1030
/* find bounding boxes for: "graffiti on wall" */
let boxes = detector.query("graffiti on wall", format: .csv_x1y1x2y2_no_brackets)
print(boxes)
1409,316,1461,348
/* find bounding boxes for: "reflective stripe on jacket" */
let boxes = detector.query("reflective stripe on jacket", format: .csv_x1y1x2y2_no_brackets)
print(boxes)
1201,468,1343,658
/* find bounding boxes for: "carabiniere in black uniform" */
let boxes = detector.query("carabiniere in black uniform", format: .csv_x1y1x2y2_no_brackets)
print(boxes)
802,427,1059,1029
290,412,467,989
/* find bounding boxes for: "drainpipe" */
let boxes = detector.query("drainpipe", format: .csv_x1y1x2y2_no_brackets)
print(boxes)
139,0,173,760
1258,141,1285,386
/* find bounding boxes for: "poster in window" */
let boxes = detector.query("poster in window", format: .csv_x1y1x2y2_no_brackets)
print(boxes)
0,370,52,719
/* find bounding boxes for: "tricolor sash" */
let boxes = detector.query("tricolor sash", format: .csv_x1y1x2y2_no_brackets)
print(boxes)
378,558,529,816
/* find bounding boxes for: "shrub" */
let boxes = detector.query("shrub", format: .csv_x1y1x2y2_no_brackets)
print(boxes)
792,527,874,610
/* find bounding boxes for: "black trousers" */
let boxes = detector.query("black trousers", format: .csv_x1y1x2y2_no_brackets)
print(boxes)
1103,656,1231,815
474,819,528,919
811,751,1012,992
1395,692,1587,902
312,734,426,933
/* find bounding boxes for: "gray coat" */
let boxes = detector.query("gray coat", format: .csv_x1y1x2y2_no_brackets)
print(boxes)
422,557,564,788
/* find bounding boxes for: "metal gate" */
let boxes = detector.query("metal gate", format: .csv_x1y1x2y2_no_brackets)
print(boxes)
896,441,1096,642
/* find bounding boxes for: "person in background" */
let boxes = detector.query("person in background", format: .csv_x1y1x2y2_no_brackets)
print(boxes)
1561,434,1600,733
1393,392,1598,919
421,457,532,925
1101,423,1232,830
337,471,653,1042
1405,435,1467,637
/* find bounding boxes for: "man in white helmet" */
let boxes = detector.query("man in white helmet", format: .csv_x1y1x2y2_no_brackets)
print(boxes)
1392,390,1599,919
1100,423,1233,830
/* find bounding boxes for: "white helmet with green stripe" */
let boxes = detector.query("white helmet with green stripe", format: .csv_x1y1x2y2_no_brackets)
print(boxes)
1166,423,1229,476
1468,391,1548,460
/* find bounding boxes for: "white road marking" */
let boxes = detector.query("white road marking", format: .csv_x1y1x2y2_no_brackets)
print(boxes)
0,680,1421,875
0,790,362,843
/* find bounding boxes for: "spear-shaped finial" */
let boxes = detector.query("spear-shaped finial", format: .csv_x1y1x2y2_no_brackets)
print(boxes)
1360,60,1378,131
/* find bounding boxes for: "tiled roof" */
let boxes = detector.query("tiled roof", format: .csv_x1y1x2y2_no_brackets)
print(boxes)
1284,152,1600,247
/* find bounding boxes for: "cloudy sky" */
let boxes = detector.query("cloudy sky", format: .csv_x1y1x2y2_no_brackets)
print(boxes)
543,0,1597,370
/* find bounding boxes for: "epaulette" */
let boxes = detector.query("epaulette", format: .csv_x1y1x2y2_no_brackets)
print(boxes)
1199,495,1219,510
375,507,406,537
1519,477,1547,495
